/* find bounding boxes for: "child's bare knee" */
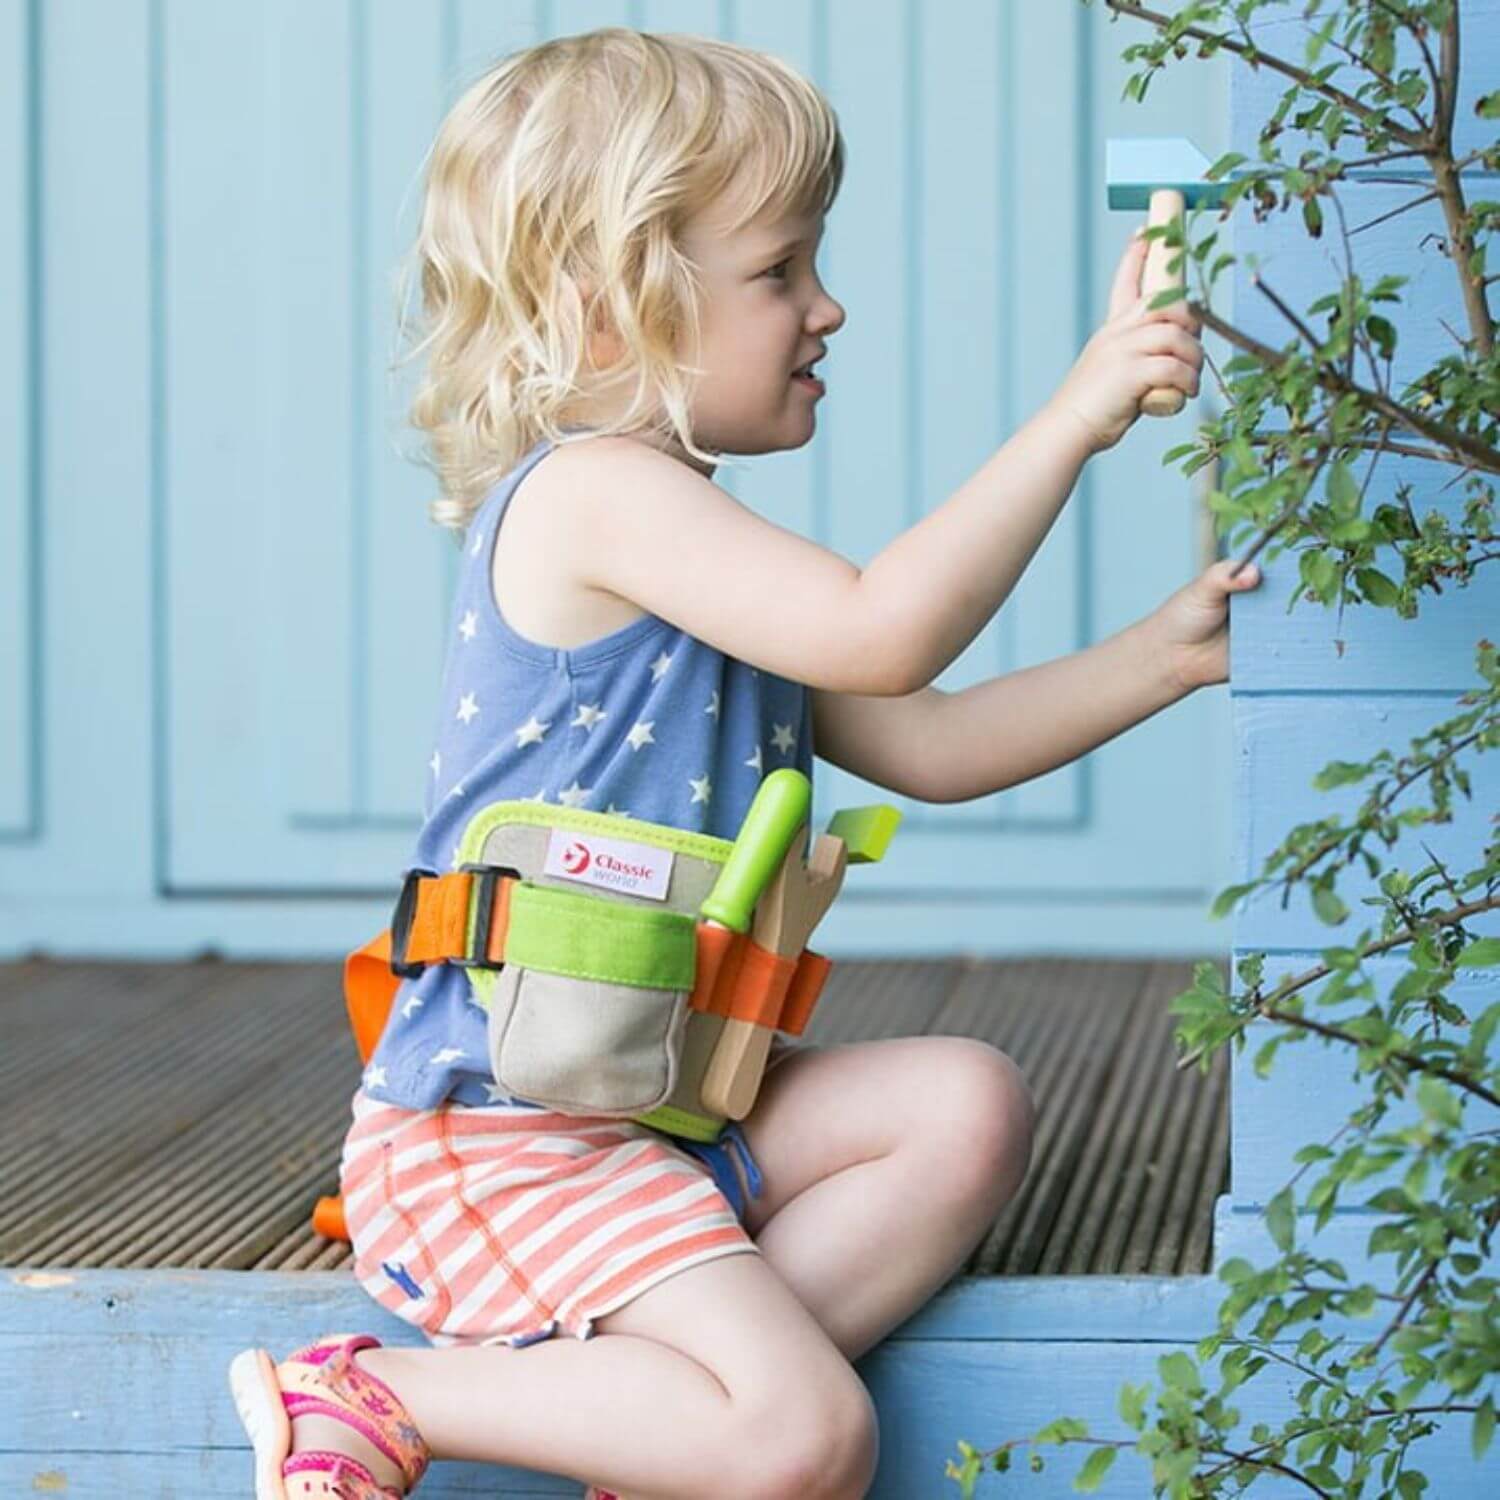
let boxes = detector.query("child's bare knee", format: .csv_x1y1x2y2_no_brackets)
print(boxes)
731,1374,878,1500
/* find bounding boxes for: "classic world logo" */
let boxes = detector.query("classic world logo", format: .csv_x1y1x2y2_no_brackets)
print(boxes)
543,827,674,901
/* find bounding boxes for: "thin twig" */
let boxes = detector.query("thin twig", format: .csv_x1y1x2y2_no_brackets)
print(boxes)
1349,186,1443,237
1254,273,1327,354
1191,302,1500,475
1245,433,1451,464
1177,892,1500,1099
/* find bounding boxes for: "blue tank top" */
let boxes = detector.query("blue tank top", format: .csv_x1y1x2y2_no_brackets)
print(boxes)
362,434,816,1111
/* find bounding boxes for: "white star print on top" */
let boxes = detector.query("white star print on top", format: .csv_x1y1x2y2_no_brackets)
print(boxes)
362,431,815,1112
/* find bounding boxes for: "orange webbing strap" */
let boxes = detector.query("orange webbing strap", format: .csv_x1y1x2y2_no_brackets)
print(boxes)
780,949,833,1036
342,871,516,1064
688,924,833,1036
344,930,400,1064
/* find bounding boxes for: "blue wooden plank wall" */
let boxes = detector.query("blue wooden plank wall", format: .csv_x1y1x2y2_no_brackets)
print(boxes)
1221,2,1500,1274
0,0,1231,959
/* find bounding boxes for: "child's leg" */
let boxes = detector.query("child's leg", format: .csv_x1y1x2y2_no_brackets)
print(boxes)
296,1035,1028,1498
733,1035,1037,1363
347,1248,878,1500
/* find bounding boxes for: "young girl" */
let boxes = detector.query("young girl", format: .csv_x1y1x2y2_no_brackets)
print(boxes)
228,26,1258,1500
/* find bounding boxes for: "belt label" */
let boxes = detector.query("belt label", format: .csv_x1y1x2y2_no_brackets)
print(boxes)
543,827,674,901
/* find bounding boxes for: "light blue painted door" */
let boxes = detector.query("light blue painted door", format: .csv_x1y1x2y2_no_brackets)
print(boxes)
1,0,1231,956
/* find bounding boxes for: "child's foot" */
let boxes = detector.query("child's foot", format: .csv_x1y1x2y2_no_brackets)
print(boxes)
288,1399,408,1493
228,1334,431,1499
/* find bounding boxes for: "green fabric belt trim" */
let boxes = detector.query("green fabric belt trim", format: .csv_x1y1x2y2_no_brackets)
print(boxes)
498,880,699,990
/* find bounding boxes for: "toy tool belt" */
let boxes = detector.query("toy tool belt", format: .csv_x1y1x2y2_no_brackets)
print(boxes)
346,863,829,1059
342,800,834,1145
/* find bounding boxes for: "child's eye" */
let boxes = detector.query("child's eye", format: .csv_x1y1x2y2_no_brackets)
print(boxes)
764,258,792,281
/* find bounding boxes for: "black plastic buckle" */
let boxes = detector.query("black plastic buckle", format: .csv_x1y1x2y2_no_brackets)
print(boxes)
459,862,522,970
388,868,431,979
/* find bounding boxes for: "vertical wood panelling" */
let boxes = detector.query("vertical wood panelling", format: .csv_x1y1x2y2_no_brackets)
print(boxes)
0,0,34,836
5,1,1238,956
47,0,154,884
998,2,1086,826
364,3,463,821
264,0,358,823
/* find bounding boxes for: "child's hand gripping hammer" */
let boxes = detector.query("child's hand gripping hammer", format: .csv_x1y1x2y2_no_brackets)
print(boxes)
1105,136,1230,417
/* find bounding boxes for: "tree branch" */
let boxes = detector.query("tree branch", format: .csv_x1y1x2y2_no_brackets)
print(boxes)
1103,0,1429,149
1418,8,1494,356
1192,302,1500,474
1176,892,1500,1102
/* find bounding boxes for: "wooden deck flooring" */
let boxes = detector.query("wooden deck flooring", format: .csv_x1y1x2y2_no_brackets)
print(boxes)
0,956,1230,1277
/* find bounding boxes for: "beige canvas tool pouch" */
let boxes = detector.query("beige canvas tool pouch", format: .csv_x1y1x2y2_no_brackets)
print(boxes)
456,802,735,1125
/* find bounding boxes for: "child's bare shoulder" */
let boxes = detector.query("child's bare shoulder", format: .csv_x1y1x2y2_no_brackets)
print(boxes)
491,435,658,651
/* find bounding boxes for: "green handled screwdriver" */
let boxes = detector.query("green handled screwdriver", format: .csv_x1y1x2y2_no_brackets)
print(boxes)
699,768,812,932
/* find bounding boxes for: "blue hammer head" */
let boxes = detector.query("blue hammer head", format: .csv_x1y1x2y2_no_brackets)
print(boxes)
1106,136,1232,211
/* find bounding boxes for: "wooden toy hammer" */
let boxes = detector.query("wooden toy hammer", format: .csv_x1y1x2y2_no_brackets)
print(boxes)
1105,136,1230,416
700,802,901,1120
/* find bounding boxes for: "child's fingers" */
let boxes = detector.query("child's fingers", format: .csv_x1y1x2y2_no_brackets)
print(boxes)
1105,231,1149,322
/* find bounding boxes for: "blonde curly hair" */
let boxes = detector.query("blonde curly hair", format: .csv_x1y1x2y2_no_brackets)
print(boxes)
392,27,845,534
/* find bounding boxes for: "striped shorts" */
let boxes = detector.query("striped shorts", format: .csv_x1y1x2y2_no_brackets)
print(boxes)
339,1043,802,1348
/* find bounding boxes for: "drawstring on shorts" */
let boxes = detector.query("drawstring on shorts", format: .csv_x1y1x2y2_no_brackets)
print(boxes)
674,1119,763,1220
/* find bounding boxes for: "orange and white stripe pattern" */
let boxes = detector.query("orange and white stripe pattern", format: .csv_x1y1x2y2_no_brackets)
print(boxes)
338,1088,760,1347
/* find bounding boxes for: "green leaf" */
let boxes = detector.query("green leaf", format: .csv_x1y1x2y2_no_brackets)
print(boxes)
1073,1447,1117,1492
1474,1394,1495,1461
1355,567,1401,607
1035,1417,1089,1445
1118,1382,1148,1431
1416,1076,1462,1130
1366,313,1397,361
1158,1351,1201,1394
1266,1187,1296,1253
1253,1034,1282,1079
1313,759,1371,790
1326,461,1359,518
1208,150,1248,180
1210,881,1258,919
1312,883,1349,926
1478,91,1500,120
1455,937,1500,969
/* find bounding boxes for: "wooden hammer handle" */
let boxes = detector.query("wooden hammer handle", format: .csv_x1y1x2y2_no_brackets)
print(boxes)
1141,188,1186,418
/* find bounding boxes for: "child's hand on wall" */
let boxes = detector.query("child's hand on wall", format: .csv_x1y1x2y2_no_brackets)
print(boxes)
1049,230,1204,454
1148,557,1263,693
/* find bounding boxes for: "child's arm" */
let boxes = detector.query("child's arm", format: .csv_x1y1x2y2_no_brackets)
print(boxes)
898,616,1183,803
810,556,1260,804
804,618,1174,804
565,237,1199,700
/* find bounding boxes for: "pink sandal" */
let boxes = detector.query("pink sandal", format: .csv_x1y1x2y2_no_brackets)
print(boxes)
227,1332,432,1499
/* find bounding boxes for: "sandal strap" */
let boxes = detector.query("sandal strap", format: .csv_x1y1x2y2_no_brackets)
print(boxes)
283,1450,403,1499
277,1336,430,1490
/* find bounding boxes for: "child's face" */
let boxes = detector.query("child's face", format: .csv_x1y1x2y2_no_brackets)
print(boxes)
661,199,845,475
